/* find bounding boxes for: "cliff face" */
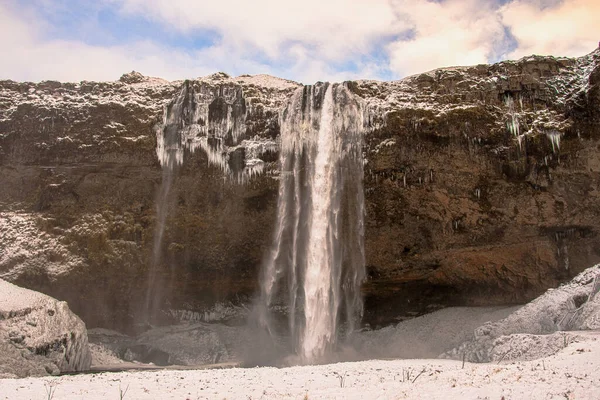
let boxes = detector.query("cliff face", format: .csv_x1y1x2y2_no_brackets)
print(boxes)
1,50,599,331
357,50,600,323
0,73,299,331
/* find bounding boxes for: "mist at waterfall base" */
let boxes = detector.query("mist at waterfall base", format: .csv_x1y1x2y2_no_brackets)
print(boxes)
246,82,367,366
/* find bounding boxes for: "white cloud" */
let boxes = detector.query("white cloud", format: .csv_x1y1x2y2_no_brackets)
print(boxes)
500,0,598,59
384,0,597,77
107,0,405,62
105,0,516,78
1,0,598,83
0,0,392,83
386,0,510,76
0,2,216,82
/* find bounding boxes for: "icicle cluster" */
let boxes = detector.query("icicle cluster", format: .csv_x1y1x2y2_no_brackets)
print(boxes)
155,81,276,183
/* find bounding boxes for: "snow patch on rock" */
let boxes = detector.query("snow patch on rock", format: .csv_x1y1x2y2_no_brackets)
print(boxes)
351,306,518,360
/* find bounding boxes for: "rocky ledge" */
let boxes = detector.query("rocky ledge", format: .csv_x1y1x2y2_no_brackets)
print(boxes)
1,49,599,332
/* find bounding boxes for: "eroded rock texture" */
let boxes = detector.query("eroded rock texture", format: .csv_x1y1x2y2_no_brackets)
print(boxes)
0,73,297,332
1,50,600,332
357,50,600,324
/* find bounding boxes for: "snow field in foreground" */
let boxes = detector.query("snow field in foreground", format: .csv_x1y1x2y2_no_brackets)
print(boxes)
1,331,598,400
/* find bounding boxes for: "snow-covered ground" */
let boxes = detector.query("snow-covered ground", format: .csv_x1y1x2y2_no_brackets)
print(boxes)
2,266,598,398
1,330,598,399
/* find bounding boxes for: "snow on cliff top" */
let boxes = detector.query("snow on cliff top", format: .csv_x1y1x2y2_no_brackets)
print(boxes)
0,71,299,124
127,71,301,91
234,74,301,90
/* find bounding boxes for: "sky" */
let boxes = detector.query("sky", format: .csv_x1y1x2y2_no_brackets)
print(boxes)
0,0,597,83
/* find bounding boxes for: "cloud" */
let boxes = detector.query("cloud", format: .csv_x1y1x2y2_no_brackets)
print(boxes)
386,0,510,76
0,0,393,83
500,0,598,58
1,0,598,83
0,2,216,82
107,0,405,62
384,0,597,77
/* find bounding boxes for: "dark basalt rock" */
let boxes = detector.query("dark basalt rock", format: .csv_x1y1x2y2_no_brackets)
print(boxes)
1,50,600,332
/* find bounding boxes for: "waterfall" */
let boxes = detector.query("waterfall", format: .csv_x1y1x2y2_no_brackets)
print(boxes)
143,84,185,323
145,80,251,323
257,82,365,363
143,163,174,323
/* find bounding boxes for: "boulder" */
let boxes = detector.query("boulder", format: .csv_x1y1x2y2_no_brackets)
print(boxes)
0,279,91,378
443,264,600,362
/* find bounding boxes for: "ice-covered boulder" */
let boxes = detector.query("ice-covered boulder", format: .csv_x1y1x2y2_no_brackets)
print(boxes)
471,331,599,363
570,294,600,330
443,264,600,362
0,279,92,378
134,323,232,365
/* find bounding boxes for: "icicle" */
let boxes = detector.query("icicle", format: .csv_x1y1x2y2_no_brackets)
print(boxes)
517,135,524,152
546,130,562,153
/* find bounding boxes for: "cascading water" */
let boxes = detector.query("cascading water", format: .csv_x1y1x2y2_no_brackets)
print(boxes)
143,162,174,323
143,83,190,323
257,82,365,363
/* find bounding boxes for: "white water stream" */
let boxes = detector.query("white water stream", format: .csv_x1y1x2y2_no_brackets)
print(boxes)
258,83,365,363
